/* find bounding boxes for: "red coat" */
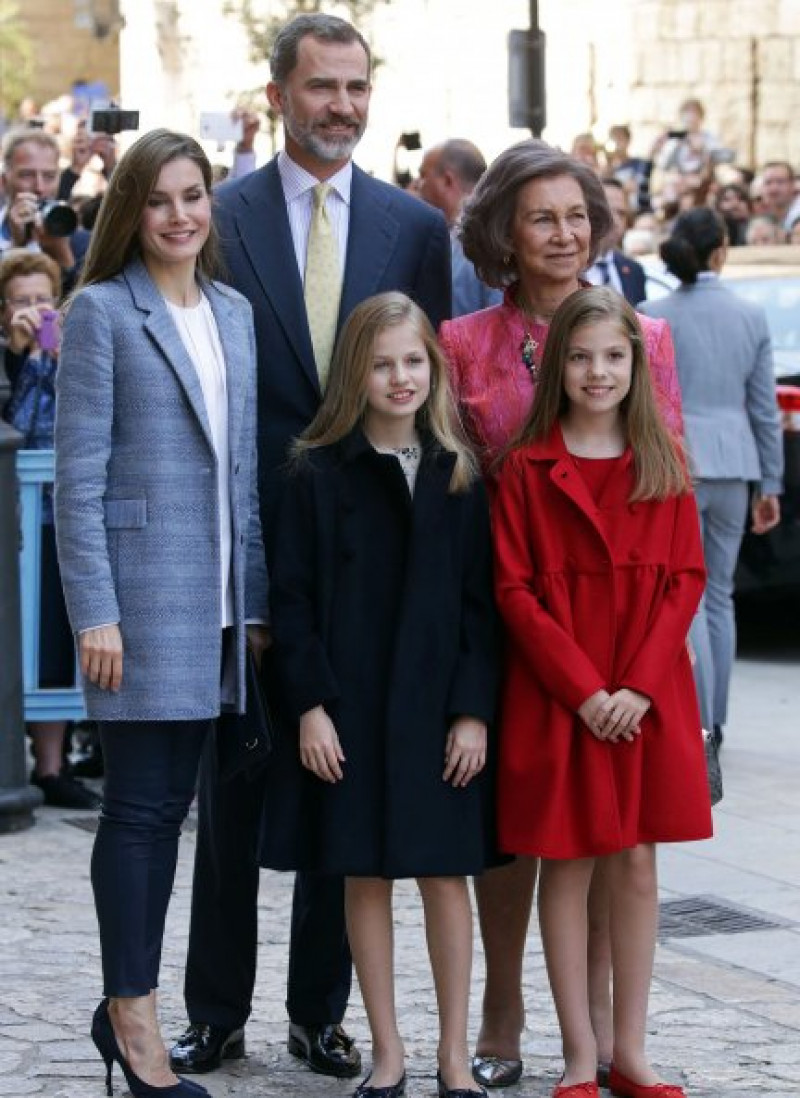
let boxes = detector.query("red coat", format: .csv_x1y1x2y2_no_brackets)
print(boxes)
493,426,713,858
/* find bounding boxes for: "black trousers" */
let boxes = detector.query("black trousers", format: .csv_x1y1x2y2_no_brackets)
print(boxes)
93,719,212,997
183,725,352,1029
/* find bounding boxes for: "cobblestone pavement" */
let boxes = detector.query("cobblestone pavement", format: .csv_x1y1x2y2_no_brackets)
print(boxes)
2,636,799,1098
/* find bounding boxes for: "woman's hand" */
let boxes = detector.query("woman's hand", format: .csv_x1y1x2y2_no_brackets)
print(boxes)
6,306,45,355
79,624,123,692
578,689,612,740
751,494,780,535
595,688,650,742
245,624,271,669
299,706,344,783
444,716,487,787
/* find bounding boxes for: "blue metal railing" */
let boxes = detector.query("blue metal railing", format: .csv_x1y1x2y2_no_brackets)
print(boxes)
16,449,85,721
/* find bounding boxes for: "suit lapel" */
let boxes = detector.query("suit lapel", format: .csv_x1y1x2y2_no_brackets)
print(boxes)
339,166,399,323
231,161,318,392
124,258,215,450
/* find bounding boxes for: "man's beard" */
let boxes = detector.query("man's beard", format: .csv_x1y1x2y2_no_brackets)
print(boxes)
283,103,365,163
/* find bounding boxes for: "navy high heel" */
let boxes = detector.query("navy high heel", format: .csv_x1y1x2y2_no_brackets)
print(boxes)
91,999,208,1097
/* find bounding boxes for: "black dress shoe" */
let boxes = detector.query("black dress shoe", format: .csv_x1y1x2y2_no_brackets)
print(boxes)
31,769,101,810
169,1023,245,1074
438,1069,488,1098
355,1071,406,1097
288,1022,361,1078
471,1056,524,1088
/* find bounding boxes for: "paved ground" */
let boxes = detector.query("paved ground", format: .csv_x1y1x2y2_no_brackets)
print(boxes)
1,605,799,1098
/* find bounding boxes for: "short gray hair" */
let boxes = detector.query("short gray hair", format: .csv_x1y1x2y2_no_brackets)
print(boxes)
2,126,60,173
437,139,487,190
460,140,614,288
270,14,371,85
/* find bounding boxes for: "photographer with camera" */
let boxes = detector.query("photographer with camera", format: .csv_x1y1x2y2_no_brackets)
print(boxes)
652,98,726,180
1,249,100,810
0,128,78,280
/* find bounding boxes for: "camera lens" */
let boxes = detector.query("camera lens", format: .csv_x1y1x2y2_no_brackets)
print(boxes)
40,200,78,238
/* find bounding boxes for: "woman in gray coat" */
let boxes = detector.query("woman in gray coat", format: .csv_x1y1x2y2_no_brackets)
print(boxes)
55,130,268,1097
640,208,783,744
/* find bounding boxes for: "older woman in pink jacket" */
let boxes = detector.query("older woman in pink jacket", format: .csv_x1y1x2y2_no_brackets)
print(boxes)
440,141,681,483
439,140,682,1092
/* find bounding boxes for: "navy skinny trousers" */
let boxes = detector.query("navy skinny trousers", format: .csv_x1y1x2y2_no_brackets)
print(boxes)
92,719,212,997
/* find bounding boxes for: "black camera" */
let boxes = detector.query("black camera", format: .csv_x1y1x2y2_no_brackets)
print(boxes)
90,106,140,135
38,199,78,238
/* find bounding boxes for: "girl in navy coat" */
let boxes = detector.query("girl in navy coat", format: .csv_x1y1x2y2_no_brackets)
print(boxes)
263,292,496,1098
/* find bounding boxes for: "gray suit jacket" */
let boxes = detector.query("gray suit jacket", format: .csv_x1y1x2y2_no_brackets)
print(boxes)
55,257,268,721
640,278,784,494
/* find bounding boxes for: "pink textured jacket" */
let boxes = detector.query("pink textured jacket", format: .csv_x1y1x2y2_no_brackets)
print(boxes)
439,286,683,482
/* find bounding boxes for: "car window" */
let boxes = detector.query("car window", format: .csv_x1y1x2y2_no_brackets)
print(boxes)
725,277,800,351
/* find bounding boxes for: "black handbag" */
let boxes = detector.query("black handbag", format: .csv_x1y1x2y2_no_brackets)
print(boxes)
216,649,274,781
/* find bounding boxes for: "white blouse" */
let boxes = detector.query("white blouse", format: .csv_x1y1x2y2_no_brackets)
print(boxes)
167,293,234,628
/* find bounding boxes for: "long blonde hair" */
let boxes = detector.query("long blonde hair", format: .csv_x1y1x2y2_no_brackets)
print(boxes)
294,292,477,493
514,287,689,501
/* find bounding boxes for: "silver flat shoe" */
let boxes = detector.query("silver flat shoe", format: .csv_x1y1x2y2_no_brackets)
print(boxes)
471,1056,523,1088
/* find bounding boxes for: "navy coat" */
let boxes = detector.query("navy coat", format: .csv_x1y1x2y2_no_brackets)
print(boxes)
260,430,498,878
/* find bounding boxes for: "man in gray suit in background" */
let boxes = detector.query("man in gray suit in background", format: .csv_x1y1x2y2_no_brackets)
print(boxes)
418,138,502,317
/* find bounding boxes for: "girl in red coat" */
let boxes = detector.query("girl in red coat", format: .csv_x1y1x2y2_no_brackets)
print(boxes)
493,287,713,1098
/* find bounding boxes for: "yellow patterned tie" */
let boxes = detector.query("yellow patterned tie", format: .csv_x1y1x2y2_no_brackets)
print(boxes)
304,182,342,390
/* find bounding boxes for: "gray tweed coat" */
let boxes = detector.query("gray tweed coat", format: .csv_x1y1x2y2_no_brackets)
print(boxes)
54,257,268,721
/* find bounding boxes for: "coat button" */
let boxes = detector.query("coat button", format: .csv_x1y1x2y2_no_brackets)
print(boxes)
240,534,245,545
234,463,240,475
566,556,576,568
341,547,355,561
629,548,642,561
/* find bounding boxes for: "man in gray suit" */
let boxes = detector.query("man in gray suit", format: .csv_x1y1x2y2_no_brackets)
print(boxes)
418,138,501,317
171,13,451,1080
640,209,783,744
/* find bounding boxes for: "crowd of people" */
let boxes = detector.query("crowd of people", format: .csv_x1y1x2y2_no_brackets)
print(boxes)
0,12,789,1098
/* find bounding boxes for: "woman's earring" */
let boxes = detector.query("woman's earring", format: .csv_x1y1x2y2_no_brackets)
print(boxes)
503,253,513,267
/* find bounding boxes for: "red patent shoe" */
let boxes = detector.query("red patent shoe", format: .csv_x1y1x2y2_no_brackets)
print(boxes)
553,1081,599,1098
608,1064,686,1097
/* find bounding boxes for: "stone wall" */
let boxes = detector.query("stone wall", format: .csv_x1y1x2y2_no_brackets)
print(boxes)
16,0,800,176
542,0,800,169
17,0,120,110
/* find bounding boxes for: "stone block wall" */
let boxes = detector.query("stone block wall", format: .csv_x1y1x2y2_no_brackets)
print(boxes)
17,0,120,111
608,0,799,169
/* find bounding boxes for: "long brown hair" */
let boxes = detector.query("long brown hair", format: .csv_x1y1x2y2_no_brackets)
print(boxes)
514,287,689,501
73,129,221,295
294,292,477,493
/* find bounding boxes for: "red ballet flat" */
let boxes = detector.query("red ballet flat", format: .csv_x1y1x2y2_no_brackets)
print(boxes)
608,1063,686,1098
553,1081,599,1098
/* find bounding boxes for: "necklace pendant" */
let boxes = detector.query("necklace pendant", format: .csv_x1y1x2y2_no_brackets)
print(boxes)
520,332,539,381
